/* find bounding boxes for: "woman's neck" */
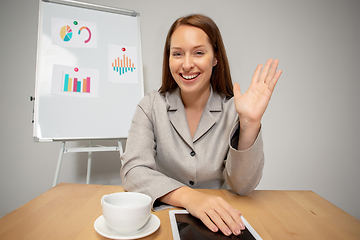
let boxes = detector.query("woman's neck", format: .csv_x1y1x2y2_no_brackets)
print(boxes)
180,86,211,111
181,86,211,138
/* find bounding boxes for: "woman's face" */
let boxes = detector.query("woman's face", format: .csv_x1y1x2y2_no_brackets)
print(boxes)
169,25,217,97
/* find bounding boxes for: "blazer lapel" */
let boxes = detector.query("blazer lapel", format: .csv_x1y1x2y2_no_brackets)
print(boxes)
166,87,224,147
193,88,223,143
166,89,194,149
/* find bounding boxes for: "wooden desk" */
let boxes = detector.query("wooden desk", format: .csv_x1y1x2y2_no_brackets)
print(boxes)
0,183,359,239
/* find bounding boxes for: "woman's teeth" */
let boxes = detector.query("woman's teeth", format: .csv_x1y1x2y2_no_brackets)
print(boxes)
182,74,199,80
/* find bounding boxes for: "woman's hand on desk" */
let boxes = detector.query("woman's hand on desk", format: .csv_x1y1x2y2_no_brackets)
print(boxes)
159,186,245,236
184,189,245,236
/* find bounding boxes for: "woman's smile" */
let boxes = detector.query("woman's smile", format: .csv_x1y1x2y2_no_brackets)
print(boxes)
180,73,200,81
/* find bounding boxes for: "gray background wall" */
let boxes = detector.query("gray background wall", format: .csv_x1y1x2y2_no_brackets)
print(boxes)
1,0,359,220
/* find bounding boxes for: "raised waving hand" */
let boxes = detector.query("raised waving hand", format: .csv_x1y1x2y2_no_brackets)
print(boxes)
234,59,282,150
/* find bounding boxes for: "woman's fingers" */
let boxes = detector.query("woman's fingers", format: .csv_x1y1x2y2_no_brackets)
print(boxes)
207,209,233,235
269,69,282,92
197,211,219,233
251,63,263,84
230,208,245,230
220,204,245,233
216,209,243,235
265,59,279,84
201,208,239,236
252,59,281,86
233,82,241,98
206,199,244,236
259,58,273,83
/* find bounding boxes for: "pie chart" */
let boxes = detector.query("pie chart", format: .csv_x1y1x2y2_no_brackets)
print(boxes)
60,25,73,42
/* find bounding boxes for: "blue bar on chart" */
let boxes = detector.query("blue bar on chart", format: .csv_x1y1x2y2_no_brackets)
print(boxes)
63,74,69,92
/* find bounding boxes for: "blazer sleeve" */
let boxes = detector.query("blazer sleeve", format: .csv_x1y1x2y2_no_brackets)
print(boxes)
223,121,265,195
120,92,185,208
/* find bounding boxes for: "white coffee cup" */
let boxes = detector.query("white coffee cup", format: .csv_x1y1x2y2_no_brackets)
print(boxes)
101,192,152,234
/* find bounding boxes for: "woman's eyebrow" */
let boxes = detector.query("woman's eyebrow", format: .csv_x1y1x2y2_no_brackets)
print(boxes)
170,45,207,50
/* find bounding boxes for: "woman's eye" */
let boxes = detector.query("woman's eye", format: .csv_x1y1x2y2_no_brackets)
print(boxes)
195,51,204,56
172,52,182,57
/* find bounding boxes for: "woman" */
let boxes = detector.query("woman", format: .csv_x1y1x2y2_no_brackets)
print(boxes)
120,14,282,236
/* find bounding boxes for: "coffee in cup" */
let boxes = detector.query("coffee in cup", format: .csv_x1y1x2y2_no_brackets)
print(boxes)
101,192,152,234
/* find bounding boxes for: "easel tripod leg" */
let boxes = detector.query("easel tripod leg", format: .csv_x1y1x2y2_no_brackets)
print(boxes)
53,141,65,187
118,140,124,166
86,150,92,184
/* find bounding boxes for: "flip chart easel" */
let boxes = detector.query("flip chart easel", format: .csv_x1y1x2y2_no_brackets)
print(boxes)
33,0,144,185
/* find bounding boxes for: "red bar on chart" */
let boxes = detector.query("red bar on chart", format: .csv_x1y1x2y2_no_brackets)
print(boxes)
86,77,90,93
73,78,77,92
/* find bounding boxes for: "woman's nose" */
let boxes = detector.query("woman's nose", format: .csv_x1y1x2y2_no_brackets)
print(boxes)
182,55,194,71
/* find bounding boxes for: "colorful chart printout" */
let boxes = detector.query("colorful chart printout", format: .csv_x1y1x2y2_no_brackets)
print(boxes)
108,45,138,84
51,17,97,48
51,64,99,98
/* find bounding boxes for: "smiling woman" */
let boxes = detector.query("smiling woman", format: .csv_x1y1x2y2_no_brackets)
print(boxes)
160,14,233,98
168,25,219,136
169,26,217,107
120,14,282,236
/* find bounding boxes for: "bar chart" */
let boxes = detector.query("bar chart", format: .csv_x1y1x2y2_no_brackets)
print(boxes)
62,74,91,93
108,45,138,84
111,54,136,75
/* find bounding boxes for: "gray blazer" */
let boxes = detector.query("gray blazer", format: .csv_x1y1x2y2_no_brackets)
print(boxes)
120,87,264,206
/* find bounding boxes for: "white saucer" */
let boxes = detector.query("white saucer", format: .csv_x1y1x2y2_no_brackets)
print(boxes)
94,214,160,239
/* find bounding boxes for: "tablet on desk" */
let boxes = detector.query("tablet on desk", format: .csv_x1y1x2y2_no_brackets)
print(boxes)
169,210,262,240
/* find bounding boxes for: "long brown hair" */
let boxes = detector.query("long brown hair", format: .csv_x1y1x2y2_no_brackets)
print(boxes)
159,14,233,98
